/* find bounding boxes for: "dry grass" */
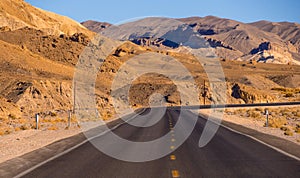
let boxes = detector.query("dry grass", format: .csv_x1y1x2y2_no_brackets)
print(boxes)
47,125,58,130
0,112,81,135
271,87,300,98
226,107,300,136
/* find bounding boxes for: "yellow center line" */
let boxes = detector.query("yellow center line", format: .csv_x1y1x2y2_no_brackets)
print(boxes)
171,170,180,178
170,146,175,150
171,138,175,142
170,155,176,161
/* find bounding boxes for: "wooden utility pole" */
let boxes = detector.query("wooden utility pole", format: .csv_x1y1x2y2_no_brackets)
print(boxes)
202,80,206,105
73,81,76,114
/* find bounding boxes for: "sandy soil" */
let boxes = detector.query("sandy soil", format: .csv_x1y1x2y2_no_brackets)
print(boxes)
0,128,81,163
0,117,120,164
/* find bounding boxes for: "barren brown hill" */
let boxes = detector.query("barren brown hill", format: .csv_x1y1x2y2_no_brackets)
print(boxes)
0,0,94,37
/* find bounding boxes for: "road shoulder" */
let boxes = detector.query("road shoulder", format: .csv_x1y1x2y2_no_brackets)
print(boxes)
197,110,300,159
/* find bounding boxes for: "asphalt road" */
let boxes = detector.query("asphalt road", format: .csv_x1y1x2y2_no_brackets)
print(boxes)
22,108,300,178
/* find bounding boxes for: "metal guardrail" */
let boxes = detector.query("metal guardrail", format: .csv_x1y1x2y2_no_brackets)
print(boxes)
171,102,300,110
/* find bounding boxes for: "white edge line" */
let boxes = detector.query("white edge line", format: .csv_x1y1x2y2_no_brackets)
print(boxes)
14,109,145,178
199,113,300,162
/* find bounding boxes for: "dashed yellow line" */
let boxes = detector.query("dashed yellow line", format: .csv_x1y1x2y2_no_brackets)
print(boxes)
171,170,180,178
171,138,175,142
170,155,176,161
170,146,175,150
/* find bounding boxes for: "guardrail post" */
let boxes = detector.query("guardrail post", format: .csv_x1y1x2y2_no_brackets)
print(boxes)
35,113,39,130
265,109,269,127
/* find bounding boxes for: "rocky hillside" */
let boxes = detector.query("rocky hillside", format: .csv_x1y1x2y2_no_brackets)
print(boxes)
180,16,300,64
82,16,300,65
0,0,94,37
249,20,300,60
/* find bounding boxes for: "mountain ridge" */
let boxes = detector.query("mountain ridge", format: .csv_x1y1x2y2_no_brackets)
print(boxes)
81,16,300,64
0,0,94,37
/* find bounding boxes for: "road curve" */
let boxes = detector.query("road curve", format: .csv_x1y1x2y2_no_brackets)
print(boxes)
22,108,300,178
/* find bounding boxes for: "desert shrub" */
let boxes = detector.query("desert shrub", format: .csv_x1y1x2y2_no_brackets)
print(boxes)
271,87,289,92
268,117,287,128
8,114,18,120
280,126,290,131
55,118,66,123
50,112,57,117
0,117,7,121
5,129,13,135
284,130,294,136
20,125,30,130
254,108,264,112
48,125,58,130
284,92,294,97
248,111,262,119
0,130,5,136
43,118,52,123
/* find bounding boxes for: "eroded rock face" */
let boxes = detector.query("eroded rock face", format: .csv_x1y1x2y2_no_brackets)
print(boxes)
81,20,111,33
70,33,90,46
131,37,180,49
231,83,276,103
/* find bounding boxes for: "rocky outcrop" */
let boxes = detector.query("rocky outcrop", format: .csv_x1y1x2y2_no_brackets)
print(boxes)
81,20,111,33
231,83,276,103
131,37,180,49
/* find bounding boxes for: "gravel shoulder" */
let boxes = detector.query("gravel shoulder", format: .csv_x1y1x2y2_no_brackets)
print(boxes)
0,128,81,163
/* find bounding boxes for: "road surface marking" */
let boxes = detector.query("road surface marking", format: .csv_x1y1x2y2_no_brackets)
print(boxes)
171,138,175,142
170,155,176,161
170,146,175,150
171,170,180,178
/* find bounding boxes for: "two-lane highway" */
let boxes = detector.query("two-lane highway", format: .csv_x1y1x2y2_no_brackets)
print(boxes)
22,108,300,178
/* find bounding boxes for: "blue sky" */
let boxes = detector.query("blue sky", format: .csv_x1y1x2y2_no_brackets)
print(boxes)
26,0,300,24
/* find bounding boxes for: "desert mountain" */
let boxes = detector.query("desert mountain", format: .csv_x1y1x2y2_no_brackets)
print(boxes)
82,16,300,65
0,0,94,37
